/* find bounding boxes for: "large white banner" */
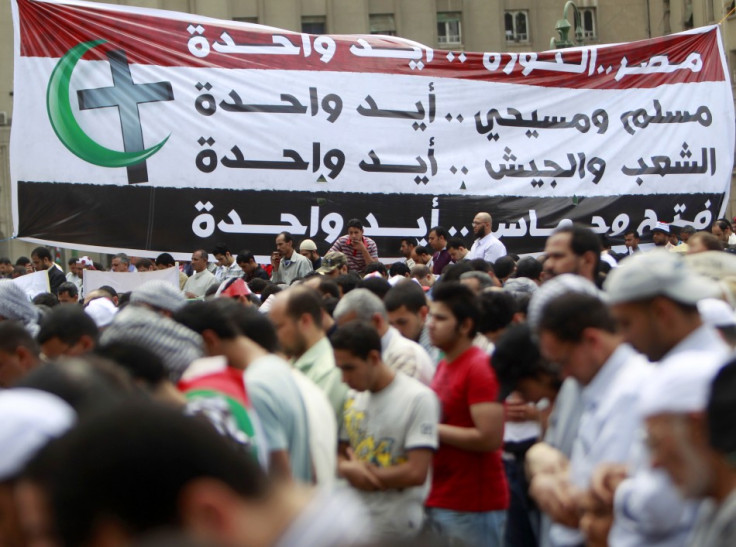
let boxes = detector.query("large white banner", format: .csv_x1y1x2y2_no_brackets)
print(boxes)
11,0,734,256
83,267,180,296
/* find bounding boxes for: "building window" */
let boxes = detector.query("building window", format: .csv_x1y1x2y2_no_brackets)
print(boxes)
302,16,326,35
505,10,529,43
437,12,462,46
370,14,396,36
580,7,596,39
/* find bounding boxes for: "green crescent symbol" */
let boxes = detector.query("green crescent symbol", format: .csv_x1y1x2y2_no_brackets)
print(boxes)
47,40,169,167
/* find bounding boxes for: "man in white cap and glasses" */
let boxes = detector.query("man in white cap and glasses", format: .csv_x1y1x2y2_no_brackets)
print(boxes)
650,221,673,250
590,250,730,546
638,351,731,546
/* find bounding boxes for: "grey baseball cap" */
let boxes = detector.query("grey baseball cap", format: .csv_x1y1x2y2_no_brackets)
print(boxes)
604,250,720,305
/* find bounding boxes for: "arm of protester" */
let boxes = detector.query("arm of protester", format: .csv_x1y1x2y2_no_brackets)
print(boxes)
529,471,580,528
525,441,570,480
438,401,504,452
590,462,629,507
337,443,384,491
368,448,433,488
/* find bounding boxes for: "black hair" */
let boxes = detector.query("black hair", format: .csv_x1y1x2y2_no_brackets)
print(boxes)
277,231,294,244
478,290,517,333
57,282,79,298
514,256,543,281
16,256,31,266
98,285,119,298
247,278,270,294
538,292,615,342
30,403,269,546
31,247,52,261
447,237,467,250
211,242,231,256
623,229,640,239
384,281,427,313
494,255,516,279
317,278,340,299
37,304,99,346
0,257,13,266
430,225,449,240
400,237,417,247
363,262,388,277
211,299,279,353
553,224,602,266
330,321,382,359
346,218,363,231
388,262,410,278
336,272,361,295
260,283,282,301
492,323,562,399
95,342,168,388
33,292,59,308
431,281,479,337
414,245,431,256
172,301,239,340
155,253,176,267
15,355,136,416
358,277,392,299
470,258,494,274
714,218,734,232
441,261,473,282
707,357,736,456
236,250,256,263
0,320,39,356
285,287,323,329
136,258,154,270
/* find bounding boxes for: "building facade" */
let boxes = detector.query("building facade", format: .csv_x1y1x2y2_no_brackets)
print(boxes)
0,0,733,259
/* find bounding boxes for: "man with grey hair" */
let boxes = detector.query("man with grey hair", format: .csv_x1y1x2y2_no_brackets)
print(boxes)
183,249,218,299
459,270,496,294
469,212,506,263
110,253,131,272
333,289,434,385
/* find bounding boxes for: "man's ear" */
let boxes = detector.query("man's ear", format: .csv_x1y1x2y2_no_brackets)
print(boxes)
179,478,240,541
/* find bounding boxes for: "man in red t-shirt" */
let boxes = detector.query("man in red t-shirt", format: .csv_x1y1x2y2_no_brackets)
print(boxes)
425,281,509,546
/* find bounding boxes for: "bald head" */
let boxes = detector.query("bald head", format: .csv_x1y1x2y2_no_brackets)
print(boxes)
473,212,492,239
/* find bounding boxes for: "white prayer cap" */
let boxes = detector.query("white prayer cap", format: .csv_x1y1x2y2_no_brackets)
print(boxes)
652,221,670,234
639,351,725,418
0,388,76,481
527,274,600,331
698,298,736,328
605,250,720,306
84,297,118,328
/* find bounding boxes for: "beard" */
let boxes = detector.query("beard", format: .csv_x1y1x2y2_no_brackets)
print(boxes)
474,225,487,239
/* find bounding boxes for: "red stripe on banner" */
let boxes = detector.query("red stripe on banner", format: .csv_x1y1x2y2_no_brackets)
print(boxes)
17,0,726,89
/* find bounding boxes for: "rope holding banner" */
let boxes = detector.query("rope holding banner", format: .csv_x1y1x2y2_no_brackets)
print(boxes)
718,5,736,25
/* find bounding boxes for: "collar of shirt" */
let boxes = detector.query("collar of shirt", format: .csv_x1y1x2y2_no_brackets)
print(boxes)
581,344,634,410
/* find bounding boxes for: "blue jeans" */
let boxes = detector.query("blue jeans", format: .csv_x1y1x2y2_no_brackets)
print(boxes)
426,507,507,547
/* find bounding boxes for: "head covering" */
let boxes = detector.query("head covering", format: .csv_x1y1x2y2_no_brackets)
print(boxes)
605,250,720,306
0,388,76,480
216,278,251,298
76,256,93,267
84,297,118,328
652,222,670,234
0,280,40,336
685,251,736,281
130,280,186,313
317,251,347,274
100,306,204,382
503,277,539,297
299,239,318,252
527,274,600,331
698,298,736,328
640,351,725,418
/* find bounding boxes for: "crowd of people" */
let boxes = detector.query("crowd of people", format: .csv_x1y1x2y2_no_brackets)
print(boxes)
1,212,736,547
